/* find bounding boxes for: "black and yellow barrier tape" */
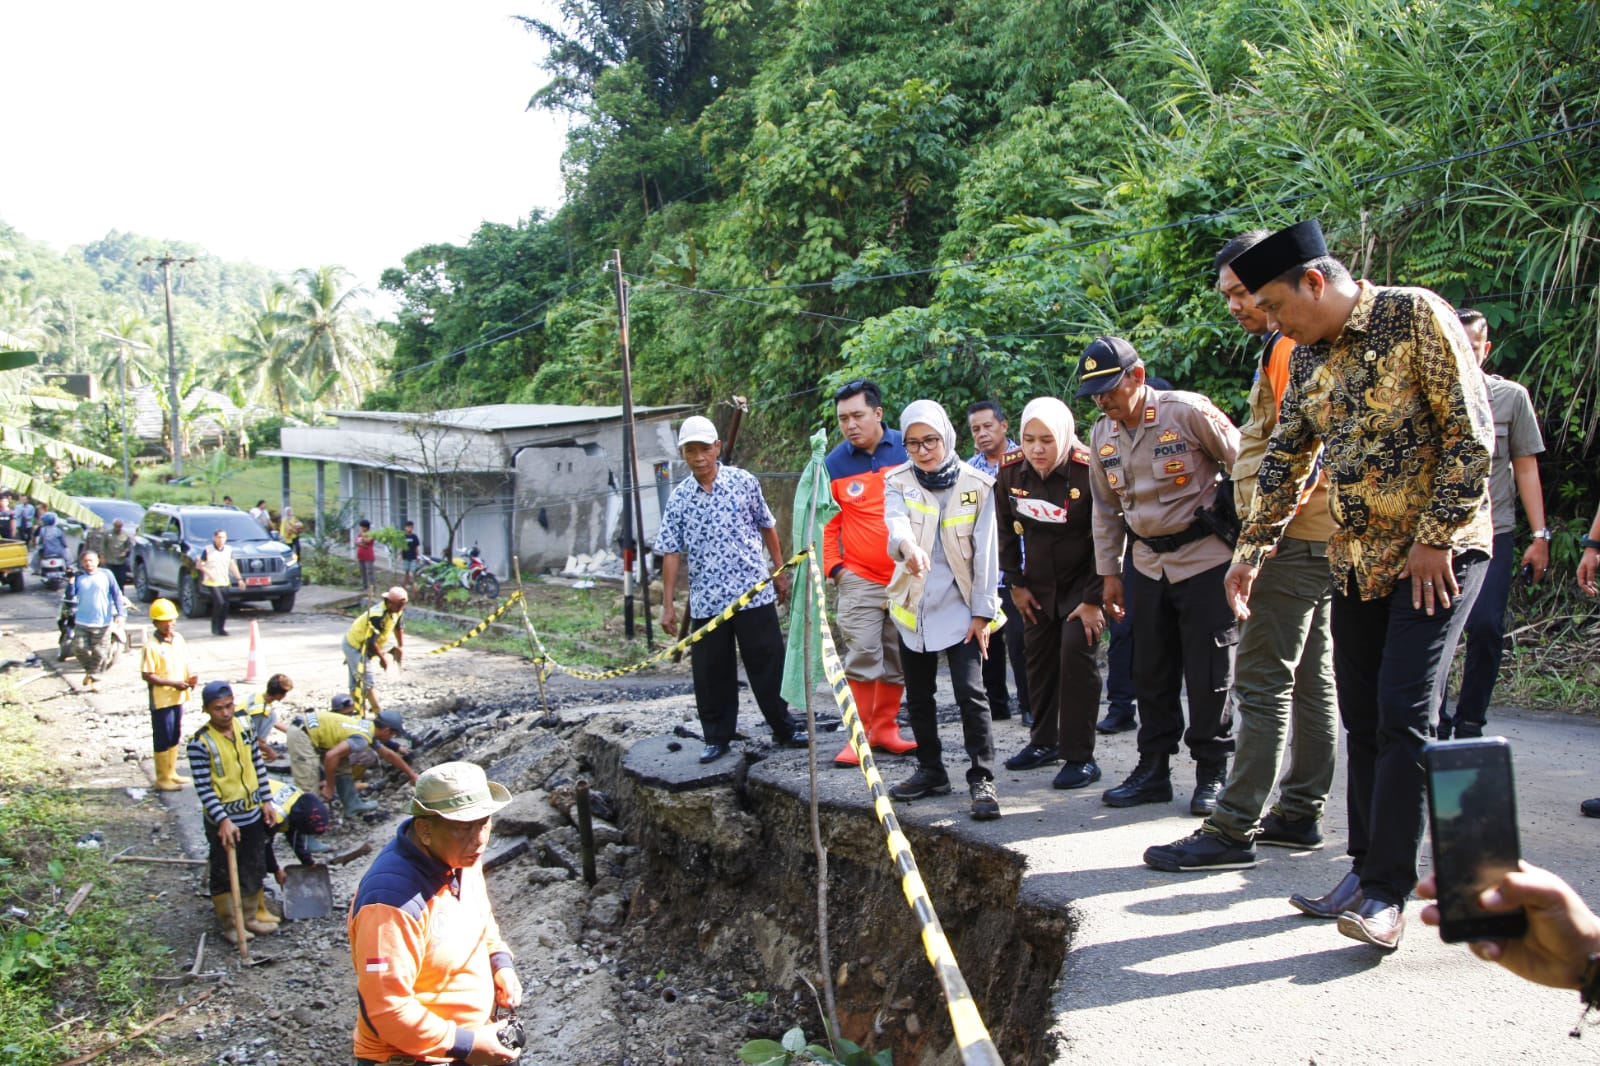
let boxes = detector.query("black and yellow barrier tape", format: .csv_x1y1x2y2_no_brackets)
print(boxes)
805,547,1004,1066
425,591,525,654
519,548,812,681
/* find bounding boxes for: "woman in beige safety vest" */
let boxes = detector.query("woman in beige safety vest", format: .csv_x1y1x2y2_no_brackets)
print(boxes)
881,398,1004,822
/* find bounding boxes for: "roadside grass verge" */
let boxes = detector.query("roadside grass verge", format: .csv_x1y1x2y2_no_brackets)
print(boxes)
355,577,665,676
0,680,172,1065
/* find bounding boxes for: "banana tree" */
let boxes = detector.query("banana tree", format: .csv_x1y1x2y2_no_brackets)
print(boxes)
0,350,110,525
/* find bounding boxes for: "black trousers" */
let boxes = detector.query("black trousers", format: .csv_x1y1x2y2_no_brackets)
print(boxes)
981,596,1030,715
1331,551,1487,907
902,638,994,784
1023,586,1103,762
1440,531,1512,738
205,816,269,897
208,584,229,635
690,602,796,744
1129,560,1237,763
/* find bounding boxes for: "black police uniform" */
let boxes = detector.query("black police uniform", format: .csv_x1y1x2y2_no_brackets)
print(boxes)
995,446,1104,764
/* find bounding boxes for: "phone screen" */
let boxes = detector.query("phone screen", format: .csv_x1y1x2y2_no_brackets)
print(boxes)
1426,739,1528,942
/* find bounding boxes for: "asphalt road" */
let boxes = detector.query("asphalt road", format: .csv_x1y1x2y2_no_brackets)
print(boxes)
6,578,1598,1064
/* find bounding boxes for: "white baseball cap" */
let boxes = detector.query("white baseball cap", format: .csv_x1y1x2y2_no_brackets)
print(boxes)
677,416,720,447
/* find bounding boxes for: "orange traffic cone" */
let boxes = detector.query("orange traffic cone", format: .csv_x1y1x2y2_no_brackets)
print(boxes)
244,620,264,683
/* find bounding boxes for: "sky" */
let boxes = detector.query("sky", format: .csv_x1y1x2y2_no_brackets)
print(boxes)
0,2,569,306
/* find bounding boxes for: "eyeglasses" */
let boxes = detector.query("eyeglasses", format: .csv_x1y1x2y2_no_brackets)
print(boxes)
904,435,944,454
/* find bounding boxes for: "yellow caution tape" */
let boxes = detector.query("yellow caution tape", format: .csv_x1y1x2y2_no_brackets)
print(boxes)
425,591,525,654
803,548,1004,1066
520,549,811,681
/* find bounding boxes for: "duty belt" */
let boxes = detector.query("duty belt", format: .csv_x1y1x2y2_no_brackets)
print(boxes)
1131,518,1211,554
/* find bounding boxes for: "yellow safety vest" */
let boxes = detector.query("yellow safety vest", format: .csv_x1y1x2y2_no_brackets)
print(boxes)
190,721,262,817
344,603,401,655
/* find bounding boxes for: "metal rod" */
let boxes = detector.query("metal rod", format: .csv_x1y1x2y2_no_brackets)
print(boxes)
575,779,597,886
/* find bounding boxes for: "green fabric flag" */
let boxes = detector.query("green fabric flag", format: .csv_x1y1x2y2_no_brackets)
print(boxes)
780,428,838,711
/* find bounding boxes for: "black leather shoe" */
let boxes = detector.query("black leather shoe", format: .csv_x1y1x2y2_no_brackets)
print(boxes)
1053,760,1102,790
1583,797,1600,818
1004,744,1060,771
1096,708,1137,734
1289,870,1363,919
776,730,810,749
698,742,731,764
1337,898,1405,950
1190,760,1227,817
1102,753,1172,807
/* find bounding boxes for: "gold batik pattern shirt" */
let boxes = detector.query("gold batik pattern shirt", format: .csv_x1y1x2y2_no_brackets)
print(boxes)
1235,282,1493,601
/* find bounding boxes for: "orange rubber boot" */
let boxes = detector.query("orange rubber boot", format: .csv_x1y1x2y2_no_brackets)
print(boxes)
868,682,918,754
832,679,877,766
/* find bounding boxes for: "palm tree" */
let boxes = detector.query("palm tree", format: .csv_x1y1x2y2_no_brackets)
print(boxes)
279,266,383,409
226,284,301,413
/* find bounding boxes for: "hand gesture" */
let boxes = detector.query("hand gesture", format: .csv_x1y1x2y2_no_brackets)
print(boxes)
1009,586,1042,626
1398,543,1457,614
494,967,523,1009
1418,862,1600,990
1100,575,1126,623
964,617,991,659
1223,563,1258,620
901,544,933,577
1066,601,1105,644
218,818,240,849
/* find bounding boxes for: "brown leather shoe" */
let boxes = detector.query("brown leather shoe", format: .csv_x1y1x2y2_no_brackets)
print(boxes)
1337,898,1405,950
1288,870,1363,919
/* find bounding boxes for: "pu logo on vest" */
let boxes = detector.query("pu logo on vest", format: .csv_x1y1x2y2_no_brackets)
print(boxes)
847,480,866,497
959,490,978,507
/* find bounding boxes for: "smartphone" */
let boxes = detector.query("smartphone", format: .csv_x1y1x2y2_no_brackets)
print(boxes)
1424,738,1529,943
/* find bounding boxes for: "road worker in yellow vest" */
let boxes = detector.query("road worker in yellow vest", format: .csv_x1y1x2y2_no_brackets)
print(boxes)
284,694,416,816
343,587,407,717
186,681,278,943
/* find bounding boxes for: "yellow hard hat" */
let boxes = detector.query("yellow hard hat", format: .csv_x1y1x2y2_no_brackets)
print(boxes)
150,598,179,621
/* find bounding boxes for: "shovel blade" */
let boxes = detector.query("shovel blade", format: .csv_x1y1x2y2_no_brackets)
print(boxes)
282,864,334,920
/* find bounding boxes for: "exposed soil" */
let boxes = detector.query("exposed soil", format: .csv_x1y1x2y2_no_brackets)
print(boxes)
3,583,1061,1065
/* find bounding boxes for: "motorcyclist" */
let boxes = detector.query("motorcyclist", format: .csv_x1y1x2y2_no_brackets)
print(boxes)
33,512,68,573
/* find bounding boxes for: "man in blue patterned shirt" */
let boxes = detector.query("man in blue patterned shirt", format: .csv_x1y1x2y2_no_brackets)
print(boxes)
659,416,808,764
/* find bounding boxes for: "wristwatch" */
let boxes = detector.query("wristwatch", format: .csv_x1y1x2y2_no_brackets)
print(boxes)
1581,535,1600,551
1532,528,1552,540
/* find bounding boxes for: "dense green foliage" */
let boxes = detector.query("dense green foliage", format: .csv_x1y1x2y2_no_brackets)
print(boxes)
0,223,390,429
374,0,1593,524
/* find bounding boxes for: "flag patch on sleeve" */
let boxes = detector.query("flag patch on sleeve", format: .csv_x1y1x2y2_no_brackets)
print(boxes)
366,957,390,973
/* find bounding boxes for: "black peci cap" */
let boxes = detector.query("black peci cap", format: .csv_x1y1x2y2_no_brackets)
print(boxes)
1229,219,1328,293
1075,336,1141,398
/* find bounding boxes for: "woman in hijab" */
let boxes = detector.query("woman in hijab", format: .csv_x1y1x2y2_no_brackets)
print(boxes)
882,399,1003,821
994,397,1106,789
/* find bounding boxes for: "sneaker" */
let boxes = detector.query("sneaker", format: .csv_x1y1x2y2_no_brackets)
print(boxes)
1004,743,1060,771
1144,825,1258,872
889,767,952,801
1257,809,1325,849
970,780,1001,821
1052,760,1102,790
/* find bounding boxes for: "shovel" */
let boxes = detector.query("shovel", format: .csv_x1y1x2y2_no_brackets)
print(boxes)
282,863,334,920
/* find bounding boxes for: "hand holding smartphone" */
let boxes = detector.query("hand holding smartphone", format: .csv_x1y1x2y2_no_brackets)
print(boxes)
1423,737,1530,943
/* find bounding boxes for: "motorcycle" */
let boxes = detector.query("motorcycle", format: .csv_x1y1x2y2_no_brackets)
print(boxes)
417,546,500,601
57,565,77,660
39,552,68,592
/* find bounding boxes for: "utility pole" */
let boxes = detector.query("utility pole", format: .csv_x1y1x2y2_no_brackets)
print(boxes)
138,254,194,476
610,250,654,646
93,329,151,498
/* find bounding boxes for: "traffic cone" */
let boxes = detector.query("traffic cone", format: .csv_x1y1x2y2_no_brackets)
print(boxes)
244,620,264,684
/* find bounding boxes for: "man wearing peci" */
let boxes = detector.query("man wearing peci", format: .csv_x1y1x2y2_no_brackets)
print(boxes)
1224,219,1493,951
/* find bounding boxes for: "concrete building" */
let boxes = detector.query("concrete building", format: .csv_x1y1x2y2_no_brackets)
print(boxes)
266,404,692,574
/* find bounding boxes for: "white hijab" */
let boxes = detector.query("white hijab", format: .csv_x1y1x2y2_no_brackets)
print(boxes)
1018,397,1078,472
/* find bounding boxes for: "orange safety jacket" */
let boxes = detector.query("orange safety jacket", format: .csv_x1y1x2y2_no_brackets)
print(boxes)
348,820,512,1063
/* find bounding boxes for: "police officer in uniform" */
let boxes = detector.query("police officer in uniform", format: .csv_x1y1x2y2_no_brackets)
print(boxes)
996,397,1106,789
1080,336,1241,814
